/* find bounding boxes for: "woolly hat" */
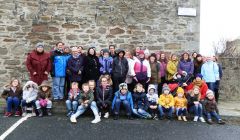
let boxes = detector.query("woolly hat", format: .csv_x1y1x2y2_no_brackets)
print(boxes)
206,90,214,97
71,46,78,52
195,73,203,79
177,87,184,94
119,83,128,90
162,84,170,92
35,42,44,48
102,49,109,54
148,84,156,93
39,80,52,89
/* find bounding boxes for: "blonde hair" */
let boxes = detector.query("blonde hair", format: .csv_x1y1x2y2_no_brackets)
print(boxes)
99,74,113,86
88,80,96,88
82,83,89,89
133,83,145,93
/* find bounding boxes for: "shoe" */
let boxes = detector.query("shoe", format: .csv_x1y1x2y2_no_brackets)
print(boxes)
70,117,77,123
4,112,12,117
159,116,164,120
182,116,187,122
207,119,213,125
178,116,182,121
127,115,134,120
114,115,119,120
38,109,43,117
15,111,21,117
199,117,206,122
22,112,27,117
67,111,73,117
167,116,173,121
153,115,158,120
91,116,101,124
47,109,52,116
104,112,109,119
193,116,199,122
218,120,225,125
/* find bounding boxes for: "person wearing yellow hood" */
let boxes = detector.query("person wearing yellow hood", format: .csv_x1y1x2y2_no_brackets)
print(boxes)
158,84,174,120
174,87,187,121
166,54,179,83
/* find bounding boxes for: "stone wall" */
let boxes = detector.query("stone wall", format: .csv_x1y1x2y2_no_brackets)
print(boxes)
0,0,200,88
219,57,240,101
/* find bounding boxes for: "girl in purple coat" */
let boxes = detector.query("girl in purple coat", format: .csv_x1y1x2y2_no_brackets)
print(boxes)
178,52,194,81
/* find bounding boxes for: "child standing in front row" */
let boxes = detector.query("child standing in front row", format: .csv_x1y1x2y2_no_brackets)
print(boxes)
174,87,188,121
158,84,174,120
147,84,159,120
65,82,80,117
70,83,101,124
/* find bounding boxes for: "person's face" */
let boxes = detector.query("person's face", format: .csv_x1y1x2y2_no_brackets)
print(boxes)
103,52,109,58
78,47,82,53
120,89,127,94
42,86,48,92
197,56,202,61
136,85,143,92
178,93,184,98
193,88,199,94
12,80,19,87
125,52,131,59
100,50,103,56
72,50,79,56
161,54,165,60
183,53,189,60
149,89,155,95
196,77,201,82
82,85,90,93
163,90,169,94
135,47,140,53
57,43,64,50
88,82,95,90
149,56,155,63
208,95,214,100
206,57,212,61
156,54,160,60
36,47,44,53
193,53,197,58
109,46,115,53
89,49,95,55
101,78,108,86
139,54,145,59
64,48,70,53
119,52,124,58
71,83,78,90
172,55,177,61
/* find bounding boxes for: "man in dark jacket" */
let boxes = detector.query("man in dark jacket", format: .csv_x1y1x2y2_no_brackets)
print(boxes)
112,49,129,92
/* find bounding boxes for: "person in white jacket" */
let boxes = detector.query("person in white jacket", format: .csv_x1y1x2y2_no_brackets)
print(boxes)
22,81,38,116
146,84,159,120
125,50,136,92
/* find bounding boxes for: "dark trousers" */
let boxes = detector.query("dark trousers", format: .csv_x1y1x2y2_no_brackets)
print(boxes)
114,99,132,116
113,76,126,92
6,97,20,112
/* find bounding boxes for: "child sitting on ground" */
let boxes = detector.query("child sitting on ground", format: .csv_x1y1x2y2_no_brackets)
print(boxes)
174,87,188,121
132,83,152,119
146,84,159,120
112,83,134,120
65,82,80,117
35,80,53,117
22,81,38,116
158,84,174,120
204,90,225,125
70,83,101,124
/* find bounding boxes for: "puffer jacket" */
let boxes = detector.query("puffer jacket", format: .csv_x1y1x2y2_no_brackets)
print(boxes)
22,81,38,102
132,92,149,110
158,94,174,108
96,86,113,105
112,91,134,110
166,60,179,81
99,56,113,75
112,56,129,78
204,98,218,112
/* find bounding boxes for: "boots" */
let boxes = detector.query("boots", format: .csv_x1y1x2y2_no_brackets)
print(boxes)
38,109,43,117
22,107,27,117
47,108,52,116
178,116,182,121
182,116,187,122
91,115,101,124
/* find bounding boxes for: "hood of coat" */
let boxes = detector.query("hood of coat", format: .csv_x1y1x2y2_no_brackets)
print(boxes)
148,84,157,94
23,81,38,92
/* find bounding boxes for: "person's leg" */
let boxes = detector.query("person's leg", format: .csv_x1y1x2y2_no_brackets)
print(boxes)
214,81,220,103
72,105,86,118
210,111,221,121
158,105,164,117
46,100,52,109
122,100,132,116
6,97,13,112
176,108,180,116
90,101,99,117
112,76,119,92
207,82,215,92
182,108,187,116
138,108,151,118
167,107,173,118
35,100,41,110
59,77,66,99
198,104,203,117
207,112,212,120
132,109,142,118
21,100,27,108
12,97,20,112
72,101,78,112
114,99,121,115
65,100,72,112
52,77,60,100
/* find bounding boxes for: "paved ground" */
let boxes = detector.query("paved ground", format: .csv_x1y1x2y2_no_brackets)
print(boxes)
1,115,240,140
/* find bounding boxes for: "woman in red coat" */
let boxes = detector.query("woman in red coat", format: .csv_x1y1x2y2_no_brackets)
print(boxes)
186,73,208,100
26,43,51,85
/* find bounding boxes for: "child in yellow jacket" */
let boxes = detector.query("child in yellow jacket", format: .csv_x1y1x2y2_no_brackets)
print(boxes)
158,84,174,120
174,87,188,121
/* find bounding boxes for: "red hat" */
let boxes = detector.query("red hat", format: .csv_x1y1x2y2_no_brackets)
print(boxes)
139,50,145,55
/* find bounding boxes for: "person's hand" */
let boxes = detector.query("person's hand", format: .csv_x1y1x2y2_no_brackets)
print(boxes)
183,83,188,87
146,78,150,83
133,76,138,82
44,71,48,75
194,101,199,105
78,70,81,75
84,104,88,108
84,100,89,104
33,72,37,75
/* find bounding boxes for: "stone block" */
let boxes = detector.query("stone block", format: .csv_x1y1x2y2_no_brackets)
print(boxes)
32,24,48,32
62,23,79,29
4,60,21,65
110,27,125,35
6,26,20,31
66,34,78,40
0,47,8,55
164,43,182,50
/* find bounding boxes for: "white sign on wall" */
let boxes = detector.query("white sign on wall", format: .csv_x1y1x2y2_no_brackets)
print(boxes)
178,7,197,17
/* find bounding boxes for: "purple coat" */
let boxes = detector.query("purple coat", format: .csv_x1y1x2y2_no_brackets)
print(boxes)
178,60,194,75
67,55,84,82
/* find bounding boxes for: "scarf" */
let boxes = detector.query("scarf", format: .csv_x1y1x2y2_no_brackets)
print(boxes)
193,80,203,87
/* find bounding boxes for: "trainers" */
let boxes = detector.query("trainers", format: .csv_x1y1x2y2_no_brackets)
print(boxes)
193,116,199,122
4,112,12,117
15,111,21,117
199,117,206,122
178,116,182,121
207,119,213,125
70,117,77,123
104,112,109,119
153,115,158,120
67,111,73,117
218,120,225,125
91,116,101,124
22,112,27,117
182,116,187,122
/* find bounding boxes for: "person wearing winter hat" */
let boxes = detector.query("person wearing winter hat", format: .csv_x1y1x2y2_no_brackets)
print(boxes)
99,49,113,75
174,87,187,121
147,84,159,120
112,49,129,92
26,42,51,86
158,84,174,120
112,83,134,120
204,90,225,125
36,80,52,117
187,86,205,122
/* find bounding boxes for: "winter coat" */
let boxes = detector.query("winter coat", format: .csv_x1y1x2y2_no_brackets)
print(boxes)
26,50,51,85
186,80,208,100
194,61,203,76
174,96,187,108
112,91,134,110
146,85,158,105
96,86,113,105
99,56,113,75
112,57,129,78
204,98,218,112
22,81,38,102
159,61,167,78
83,55,101,82
38,81,52,100
186,94,200,107
158,94,174,108
133,58,151,82
78,90,94,105
132,92,149,110
125,58,135,84
178,60,194,75
67,89,80,101
149,62,161,84
50,50,70,77
166,60,179,81
67,55,84,82
1,85,22,99
201,61,219,83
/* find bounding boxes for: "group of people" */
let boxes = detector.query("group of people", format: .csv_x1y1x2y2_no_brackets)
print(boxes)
1,42,225,125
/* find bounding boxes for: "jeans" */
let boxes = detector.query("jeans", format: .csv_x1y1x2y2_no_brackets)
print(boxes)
114,99,132,116
206,82,216,92
133,108,151,118
72,101,99,118
35,100,52,109
207,111,221,120
6,97,20,112
158,105,173,117
97,101,111,114
52,77,65,99
189,104,203,117
176,108,187,116
22,100,36,108
66,100,78,112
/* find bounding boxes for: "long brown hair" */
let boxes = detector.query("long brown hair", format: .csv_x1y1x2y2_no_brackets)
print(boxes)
9,78,21,91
